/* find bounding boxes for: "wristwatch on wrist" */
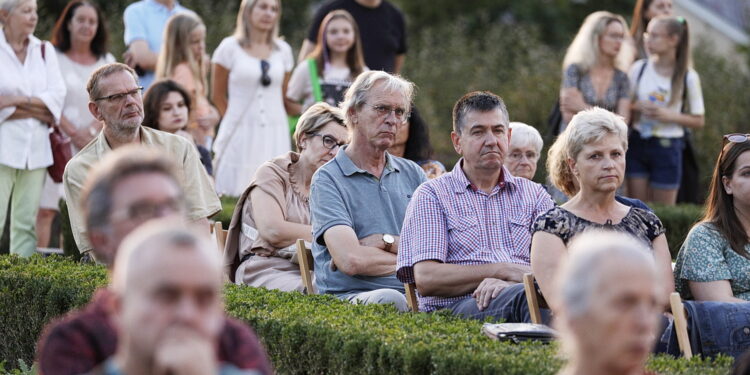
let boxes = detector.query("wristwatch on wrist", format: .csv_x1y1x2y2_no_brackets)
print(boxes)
382,234,395,252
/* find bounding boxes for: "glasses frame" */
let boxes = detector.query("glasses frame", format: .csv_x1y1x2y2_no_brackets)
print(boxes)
308,133,345,150
94,86,144,102
260,60,271,87
369,104,409,122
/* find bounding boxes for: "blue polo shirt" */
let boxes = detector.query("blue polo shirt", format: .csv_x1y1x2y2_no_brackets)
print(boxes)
310,146,427,296
123,0,193,89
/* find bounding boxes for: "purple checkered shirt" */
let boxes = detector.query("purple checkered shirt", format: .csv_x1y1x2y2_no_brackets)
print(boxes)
396,160,554,312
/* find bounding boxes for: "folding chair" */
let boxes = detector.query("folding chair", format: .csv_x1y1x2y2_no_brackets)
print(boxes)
670,292,693,359
296,239,316,295
523,273,544,324
404,283,419,312
213,221,227,255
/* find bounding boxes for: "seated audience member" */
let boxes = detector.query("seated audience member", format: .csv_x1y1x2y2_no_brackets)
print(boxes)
224,103,348,292
556,230,664,375
89,220,267,375
504,121,543,180
37,147,272,375
674,134,750,302
64,63,220,258
531,108,674,312
142,79,213,175
388,106,446,179
397,91,554,319
310,71,426,311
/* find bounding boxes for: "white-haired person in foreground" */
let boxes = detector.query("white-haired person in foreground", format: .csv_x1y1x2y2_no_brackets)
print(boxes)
555,230,663,375
505,122,543,180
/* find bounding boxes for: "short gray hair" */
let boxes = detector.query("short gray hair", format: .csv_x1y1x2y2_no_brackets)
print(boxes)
509,122,543,154
547,107,628,196
556,230,657,318
0,0,28,25
339,70,415,128
111,218,220,294
87,63,139,101
452,91,509,134
293,102,346,150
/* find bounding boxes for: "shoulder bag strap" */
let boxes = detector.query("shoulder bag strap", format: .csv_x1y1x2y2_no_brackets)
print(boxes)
307,58,323,103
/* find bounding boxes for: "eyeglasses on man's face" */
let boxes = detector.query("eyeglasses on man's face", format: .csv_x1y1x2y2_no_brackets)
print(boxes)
309,133,345,150
369,103,409,122
94,87,143,103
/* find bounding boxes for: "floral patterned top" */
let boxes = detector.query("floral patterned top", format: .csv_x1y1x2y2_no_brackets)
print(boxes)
673,222,750,301
533,206,665,247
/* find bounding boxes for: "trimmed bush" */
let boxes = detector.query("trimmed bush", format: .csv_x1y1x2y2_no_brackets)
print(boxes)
0,255,734,374
652,204,704,258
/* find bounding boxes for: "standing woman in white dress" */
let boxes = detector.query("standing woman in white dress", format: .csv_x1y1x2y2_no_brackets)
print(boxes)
0,0,65,257
211,0,293,197
36,0,114,249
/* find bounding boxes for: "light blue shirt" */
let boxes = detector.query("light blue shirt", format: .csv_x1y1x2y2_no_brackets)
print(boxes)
123,0,192,89
310,146,427,296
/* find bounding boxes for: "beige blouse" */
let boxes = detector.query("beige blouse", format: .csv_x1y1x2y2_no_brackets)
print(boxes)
224,152,310,280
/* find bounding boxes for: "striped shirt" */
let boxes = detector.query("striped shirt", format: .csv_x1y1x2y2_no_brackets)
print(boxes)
396,160,554,312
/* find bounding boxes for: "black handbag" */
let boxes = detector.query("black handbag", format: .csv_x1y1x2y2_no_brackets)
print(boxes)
482,323,557,344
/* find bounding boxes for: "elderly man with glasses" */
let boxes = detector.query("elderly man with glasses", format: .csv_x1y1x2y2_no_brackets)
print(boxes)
63,63,220,260
309,70,426,311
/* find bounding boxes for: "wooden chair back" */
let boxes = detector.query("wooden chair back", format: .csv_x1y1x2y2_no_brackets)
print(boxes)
404,283,419,312
523,273,544,324
670,292,693,359
296,239,316,294
213,221,227,255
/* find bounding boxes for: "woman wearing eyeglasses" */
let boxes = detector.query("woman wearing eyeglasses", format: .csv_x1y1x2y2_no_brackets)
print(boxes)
674,134,750,302
558,11,632,129
211,0,293,197
0,0,66,257
224,102,348,292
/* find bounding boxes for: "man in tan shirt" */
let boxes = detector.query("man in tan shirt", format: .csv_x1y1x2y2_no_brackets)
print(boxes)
64,63,220,257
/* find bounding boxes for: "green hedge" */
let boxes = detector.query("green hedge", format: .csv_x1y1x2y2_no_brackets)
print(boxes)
0,255,734,374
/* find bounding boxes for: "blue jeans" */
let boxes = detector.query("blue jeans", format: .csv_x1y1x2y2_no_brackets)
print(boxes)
659,301,750,359
445,283,552,323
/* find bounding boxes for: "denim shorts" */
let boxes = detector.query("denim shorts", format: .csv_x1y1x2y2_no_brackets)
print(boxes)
626,131,685,190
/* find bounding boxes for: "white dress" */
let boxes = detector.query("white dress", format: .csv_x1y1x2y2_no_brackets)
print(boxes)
39,51,115,210
211,37,293,197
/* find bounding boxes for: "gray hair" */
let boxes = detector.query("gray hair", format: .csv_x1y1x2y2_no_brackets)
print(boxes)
339,70,415,128
81,145,183,263
452,91,509,134
0,0,29,25
547,107,628,196
87,63,139,101
111,219,220,294
556,230,657,318
509,122,543,154
293,102,347,150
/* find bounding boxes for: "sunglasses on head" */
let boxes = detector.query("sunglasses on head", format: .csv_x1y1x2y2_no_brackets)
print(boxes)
260,60,271,87
723,133,750,147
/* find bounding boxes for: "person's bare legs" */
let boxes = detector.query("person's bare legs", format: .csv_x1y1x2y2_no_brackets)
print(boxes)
627,177,650,202
36,208,56,248
651,188,677,206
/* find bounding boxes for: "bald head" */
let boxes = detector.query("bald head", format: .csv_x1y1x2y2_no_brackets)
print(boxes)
110,219,224,363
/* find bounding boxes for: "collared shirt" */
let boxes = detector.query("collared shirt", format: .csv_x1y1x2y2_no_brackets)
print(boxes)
123,0,192,89
36,288,273,375
396,160,554,312
0,31,66,170
63,127,221,253
309,146,427,295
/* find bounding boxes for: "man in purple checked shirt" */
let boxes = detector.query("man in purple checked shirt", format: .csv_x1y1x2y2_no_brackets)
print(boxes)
397,91,554,320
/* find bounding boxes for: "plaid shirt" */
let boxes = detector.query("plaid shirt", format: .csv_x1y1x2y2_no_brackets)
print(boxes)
397,161,554,312
36,288,273,375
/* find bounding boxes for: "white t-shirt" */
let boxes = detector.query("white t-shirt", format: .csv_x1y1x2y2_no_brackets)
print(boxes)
287,61,362,111
629,59,704,138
